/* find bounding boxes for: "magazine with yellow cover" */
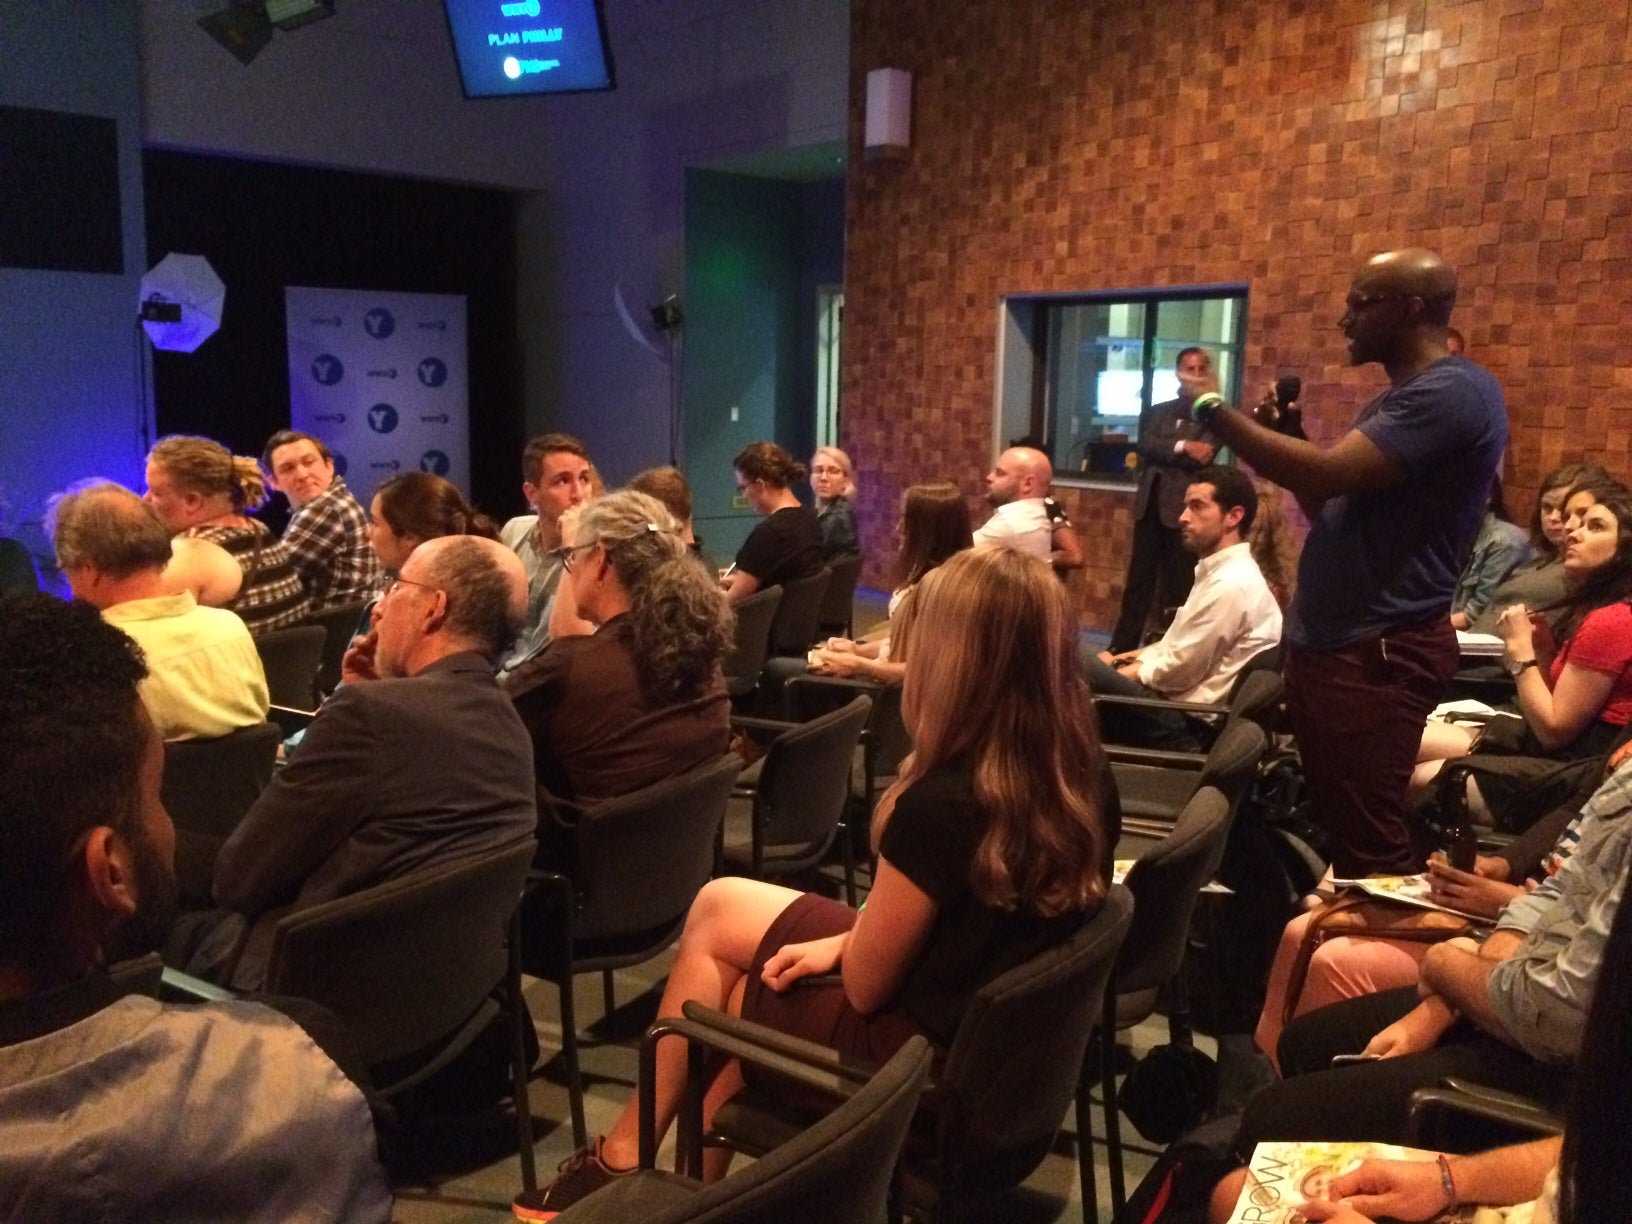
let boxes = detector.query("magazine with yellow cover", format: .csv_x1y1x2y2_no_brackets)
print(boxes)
1223,1141,1504,1224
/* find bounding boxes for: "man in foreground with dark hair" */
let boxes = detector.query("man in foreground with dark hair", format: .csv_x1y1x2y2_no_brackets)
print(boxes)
1190,249,1507,875
0,594,391,1221
264,428,383,610
1086,466,1282,748
183,535,538,991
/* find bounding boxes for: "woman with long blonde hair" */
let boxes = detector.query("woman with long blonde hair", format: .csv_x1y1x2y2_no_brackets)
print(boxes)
520,544,1120,1215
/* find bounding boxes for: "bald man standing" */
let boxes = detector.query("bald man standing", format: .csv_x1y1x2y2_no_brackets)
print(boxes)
974,446,1057,559
1195,250,1507,875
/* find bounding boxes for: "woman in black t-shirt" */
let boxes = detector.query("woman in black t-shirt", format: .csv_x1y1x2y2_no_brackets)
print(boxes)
522,545,1119,1215
721,441,824,606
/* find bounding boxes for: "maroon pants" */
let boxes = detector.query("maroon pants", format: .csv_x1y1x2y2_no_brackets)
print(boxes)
1284,618,1460,876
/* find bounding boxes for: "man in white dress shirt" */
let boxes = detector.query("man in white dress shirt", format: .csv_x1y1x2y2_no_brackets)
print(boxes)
1086,465,1282,748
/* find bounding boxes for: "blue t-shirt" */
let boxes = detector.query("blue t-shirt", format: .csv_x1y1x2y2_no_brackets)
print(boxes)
1287,356,1507,650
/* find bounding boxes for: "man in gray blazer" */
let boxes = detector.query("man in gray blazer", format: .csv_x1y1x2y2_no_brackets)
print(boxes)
1108,346,1226,653
199,535,538,991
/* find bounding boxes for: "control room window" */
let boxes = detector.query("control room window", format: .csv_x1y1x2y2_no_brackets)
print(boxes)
1027,289,1247,481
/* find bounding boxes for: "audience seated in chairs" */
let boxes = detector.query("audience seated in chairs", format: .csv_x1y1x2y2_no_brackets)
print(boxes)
514,545,1122,1218
1448,474,1533,630
1256,741,1632,1071
172,535,537,992
50,480,268,741
144,433,311,634
506,489,733,865
500,432,596,676
1233,748,1630,1152
721,442,824,606
1412,480,1632,818
1464,463,1608,635
807,478,972,685
1212,843,1632,1224
1087,466,1283,750
359,469,501,635
0,594,390,1222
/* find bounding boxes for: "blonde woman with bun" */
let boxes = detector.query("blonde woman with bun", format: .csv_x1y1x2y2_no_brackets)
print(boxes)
144,435,310,634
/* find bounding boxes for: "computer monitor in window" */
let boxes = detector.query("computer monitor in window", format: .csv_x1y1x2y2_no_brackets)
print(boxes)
442,0,615,99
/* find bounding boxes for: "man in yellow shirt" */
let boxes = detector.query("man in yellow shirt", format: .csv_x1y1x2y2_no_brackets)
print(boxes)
51,482,269,740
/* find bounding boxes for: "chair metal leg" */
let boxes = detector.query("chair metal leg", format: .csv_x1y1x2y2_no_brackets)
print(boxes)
559,971,587,1148
507,909,537,1192
1101,987,1127,1216
1075,1062,1099,1223
602,968,615,1019
841,819,858,909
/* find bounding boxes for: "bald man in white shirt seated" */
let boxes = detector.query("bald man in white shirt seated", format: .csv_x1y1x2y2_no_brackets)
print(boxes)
1086,466,1281,749
974,445,1061,560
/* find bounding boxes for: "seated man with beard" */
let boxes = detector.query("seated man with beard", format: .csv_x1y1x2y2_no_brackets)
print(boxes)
0,595,390,1222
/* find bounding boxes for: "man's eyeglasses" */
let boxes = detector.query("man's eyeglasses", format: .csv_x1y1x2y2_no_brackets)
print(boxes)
385,575,441,599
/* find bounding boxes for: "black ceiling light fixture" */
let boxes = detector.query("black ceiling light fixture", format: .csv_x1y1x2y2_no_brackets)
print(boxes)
198,0,336,65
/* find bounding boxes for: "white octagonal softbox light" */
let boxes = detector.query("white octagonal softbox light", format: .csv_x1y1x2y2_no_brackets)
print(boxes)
140,252,226,352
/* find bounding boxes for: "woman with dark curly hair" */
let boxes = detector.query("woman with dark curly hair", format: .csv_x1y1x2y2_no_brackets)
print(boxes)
721,441,824,605
507,490,733,813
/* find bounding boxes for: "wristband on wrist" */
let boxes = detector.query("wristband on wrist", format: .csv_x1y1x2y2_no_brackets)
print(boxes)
1436,1153,1457,1209
1192,392,1225,428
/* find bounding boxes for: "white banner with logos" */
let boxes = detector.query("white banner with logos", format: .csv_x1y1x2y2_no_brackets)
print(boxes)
284,286,469,498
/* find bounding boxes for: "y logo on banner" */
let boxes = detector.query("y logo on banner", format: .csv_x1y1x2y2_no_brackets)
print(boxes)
367,403,399,434
417,357,448,387
364,308,396,339
312,354,345,385
420,450,451,476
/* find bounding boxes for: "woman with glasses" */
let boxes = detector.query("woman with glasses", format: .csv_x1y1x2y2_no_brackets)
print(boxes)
507,490,733,819
517,545,1120,1216
810,445,860,560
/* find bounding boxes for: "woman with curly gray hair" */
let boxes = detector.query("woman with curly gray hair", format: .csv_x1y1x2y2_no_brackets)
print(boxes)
507,490,733,816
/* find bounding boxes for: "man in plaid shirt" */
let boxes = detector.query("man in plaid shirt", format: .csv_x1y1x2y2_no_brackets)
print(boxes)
264,431,383,611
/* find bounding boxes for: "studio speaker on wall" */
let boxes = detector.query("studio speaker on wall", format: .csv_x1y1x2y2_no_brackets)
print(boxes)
864,67,912,160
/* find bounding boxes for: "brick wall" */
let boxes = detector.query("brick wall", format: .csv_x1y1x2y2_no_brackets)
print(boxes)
842,0,1632,629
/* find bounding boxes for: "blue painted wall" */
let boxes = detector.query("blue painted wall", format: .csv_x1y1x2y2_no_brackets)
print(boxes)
0,1,148,573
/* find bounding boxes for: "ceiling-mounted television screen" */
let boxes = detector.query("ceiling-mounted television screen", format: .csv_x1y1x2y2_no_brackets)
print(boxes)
442,0,614,98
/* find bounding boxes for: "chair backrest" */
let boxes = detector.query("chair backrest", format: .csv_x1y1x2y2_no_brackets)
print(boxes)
264,838,535,1067
0,538,40,593
1225,665,1284,733
724,586,783,698
619,1037,933,1224
1117,785,1231,995
1196,718,1268,820
572,753,743,941
815,552,864,637
305,600,369,697
161,721,283,839
767,567,831,657
753,695,872,866
253,624,327,709
934,884,1134,1190
867,682,911,781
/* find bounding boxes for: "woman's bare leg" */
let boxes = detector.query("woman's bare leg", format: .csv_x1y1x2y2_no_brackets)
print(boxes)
597,877,805,1169
697,975,752,1182
1409,721,1474,804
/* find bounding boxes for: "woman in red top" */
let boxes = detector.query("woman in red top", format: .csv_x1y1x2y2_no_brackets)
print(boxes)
1413,481,1632,804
